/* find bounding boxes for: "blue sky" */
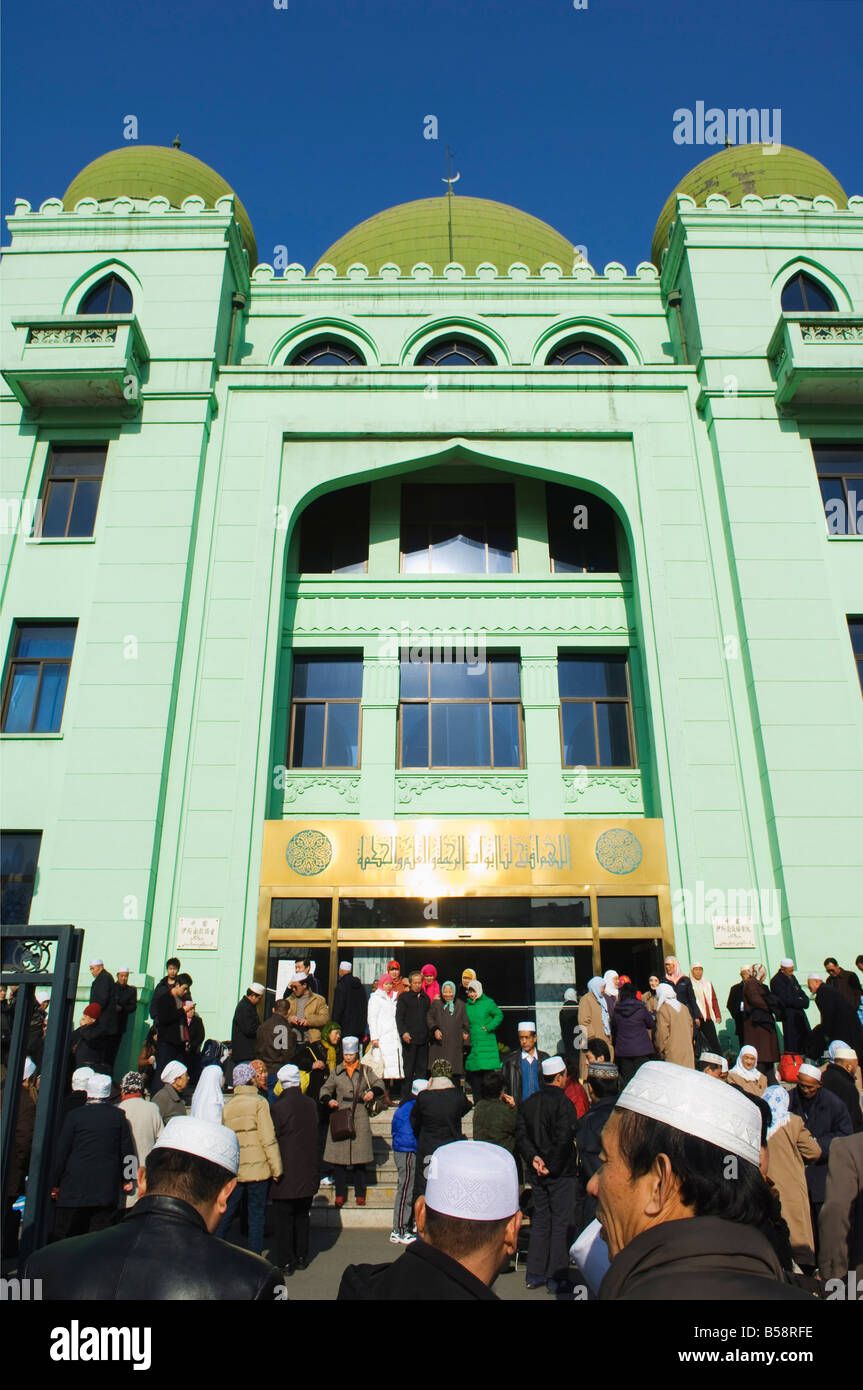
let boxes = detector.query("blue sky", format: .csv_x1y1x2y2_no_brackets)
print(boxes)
2,0,860,272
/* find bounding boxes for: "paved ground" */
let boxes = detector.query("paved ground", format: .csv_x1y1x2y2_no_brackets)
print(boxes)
247,1226,572,1301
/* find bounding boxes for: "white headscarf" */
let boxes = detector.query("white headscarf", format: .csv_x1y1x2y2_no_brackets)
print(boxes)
656,982,681,1013
730,1045,759,1079
189,1065,225,1125
602,970,619,1000
763,1085,791,1139
467,980,484,999
587,977,610,1033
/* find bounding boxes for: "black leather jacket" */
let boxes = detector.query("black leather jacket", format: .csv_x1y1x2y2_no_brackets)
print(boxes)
26,1194,283,1301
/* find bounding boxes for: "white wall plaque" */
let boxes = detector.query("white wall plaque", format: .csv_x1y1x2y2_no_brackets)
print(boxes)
176,917,220,950
712,916,755,949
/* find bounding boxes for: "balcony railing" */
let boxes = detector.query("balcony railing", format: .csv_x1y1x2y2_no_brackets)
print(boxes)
2,314,149,413
768,312,863,409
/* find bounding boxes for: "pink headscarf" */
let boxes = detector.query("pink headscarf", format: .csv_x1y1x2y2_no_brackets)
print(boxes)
664,956,683,985
376,973,393,993
421,964,441,1001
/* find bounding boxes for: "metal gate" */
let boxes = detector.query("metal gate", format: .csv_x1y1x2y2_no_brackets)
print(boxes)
1,924,83,1264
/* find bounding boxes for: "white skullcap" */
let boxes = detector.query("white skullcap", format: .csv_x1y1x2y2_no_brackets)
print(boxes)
411,1078,429,1095
339,961,353,972
248,982,265,995
71,1066,94,1091
342,1036,359,1054
780,958,794,969
35,988,50,1003
23,1058,37,1080
426,1140,519,1221
154,1116,239,1175
690,962,703,969
86,1073,112,1099
807,972,823,983
699,1052,728,1073
798,1064,822,1081
89,958,103,966
161,1060,188,1084
616,1060,762,1168
277,1064,301,1087
290,972,308,984
116,966,130,974
541,1056,566,1076
517,1021,537,1033
833,1047,858,1062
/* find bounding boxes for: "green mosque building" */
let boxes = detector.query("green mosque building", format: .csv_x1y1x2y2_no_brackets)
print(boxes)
1,141,861,1060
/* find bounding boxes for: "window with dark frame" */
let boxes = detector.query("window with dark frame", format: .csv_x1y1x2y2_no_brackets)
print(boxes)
289,340,365,367
399,651,522,768
546,338,623,366
546,483,619,572
288,655,362,768
558,653,634,768
35,446,106,539
1,623,77,734
401,483,516,574
849,619,863,695
812,443,863,537
78,274,133,315
0,831,42,925
780,272,836,313
298,484,370,573
416,339,493,367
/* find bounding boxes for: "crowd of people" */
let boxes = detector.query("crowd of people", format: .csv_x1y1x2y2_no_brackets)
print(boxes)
3,948,862,1301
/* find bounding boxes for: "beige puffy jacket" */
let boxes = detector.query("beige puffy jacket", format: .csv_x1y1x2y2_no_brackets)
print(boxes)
221,1085,284,1183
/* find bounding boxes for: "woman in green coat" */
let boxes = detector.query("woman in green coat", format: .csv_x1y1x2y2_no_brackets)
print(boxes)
464,980,504,1103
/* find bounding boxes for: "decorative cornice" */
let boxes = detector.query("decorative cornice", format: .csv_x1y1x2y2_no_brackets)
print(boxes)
395,773,528,808
282,775,360,808
562,771,643,805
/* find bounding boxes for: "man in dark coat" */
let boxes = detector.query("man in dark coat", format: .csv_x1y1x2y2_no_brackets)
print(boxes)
726,967,749,1046
501,1022,549,1107
152,974,192,1091
27,1116,283,1299
332,962,368,1044
107,968,138,1070
338,1140,521,1300
70,1002,110,1073
396,972,430,1097
410,1063,471,1200
808,974,863,1061
270,1064,320,1274
516,1055,580,1294
789,1064,854,1210
770,959,812,1055
149,957,181,1021
256,999,296,1102
590,1060,812,1301
88,960,118,1060
820,1048,862,1134
823,957,863,1012
573,1062,620,1233
51,1073,136,1240
231,983,264,1063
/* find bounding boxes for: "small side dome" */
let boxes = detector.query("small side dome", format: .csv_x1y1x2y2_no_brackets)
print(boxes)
651,144,847,267
63,145,257,263
316,196,578,276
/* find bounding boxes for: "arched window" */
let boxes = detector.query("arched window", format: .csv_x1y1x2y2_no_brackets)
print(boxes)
289,340,364,366
78,274,133,315
780,272,836,313
416,338,493,367
546,338,623,366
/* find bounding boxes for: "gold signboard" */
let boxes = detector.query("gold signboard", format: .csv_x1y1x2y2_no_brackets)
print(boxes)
261,818,668,892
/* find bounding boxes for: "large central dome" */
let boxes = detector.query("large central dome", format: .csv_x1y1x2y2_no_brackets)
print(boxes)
315,195,577,276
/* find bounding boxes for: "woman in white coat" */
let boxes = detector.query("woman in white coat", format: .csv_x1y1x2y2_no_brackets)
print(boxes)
367,973,403,1101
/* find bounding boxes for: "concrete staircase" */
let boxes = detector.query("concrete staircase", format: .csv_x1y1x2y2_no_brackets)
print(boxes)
311,1104,475,1228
